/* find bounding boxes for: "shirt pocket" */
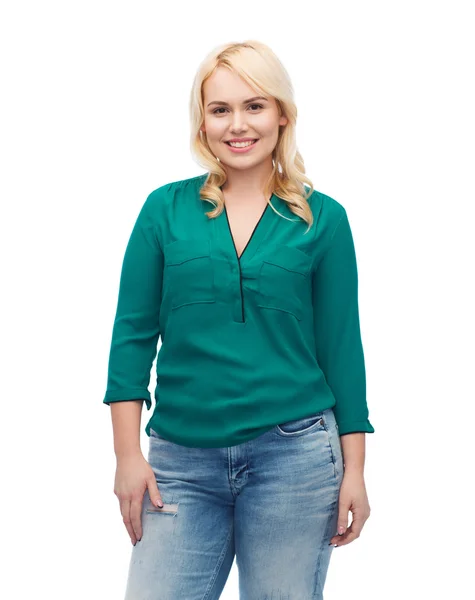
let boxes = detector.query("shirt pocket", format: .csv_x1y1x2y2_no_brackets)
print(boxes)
257,246,311,320
164,239,216,310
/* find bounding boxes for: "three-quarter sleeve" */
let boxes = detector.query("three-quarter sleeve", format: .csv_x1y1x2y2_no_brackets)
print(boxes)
103,195,163,411
312,208,375,435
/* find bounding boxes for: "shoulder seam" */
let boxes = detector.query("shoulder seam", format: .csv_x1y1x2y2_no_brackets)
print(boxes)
329,208,346,244
314,208,346,268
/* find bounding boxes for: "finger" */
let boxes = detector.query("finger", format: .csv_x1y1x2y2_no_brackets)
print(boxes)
333,528,359,547
345,513,365,538
119,497,137,545
330,516,361,543
147,478,163,508
336,508,349,537
329,523,361,547
130,496,144,542
331,510,367,544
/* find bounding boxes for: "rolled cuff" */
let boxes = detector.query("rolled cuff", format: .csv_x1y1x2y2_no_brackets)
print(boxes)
336,419,375,436
103,388,152,411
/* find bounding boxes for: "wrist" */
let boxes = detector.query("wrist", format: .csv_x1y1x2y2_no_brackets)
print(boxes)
115,446,143,461
343,464,365,477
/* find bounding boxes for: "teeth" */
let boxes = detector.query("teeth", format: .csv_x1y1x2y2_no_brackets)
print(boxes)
228,140,257,147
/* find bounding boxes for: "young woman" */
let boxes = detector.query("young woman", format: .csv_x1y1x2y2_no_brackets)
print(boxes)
103,39,375,599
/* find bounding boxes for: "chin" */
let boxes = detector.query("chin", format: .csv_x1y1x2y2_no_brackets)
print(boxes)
221,157,264,169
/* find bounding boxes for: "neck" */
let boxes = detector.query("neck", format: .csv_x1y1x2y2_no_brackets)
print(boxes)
220,159,273,198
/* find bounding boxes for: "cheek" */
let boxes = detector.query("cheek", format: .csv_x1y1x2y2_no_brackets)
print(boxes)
204,120,224,140
257,118,280,139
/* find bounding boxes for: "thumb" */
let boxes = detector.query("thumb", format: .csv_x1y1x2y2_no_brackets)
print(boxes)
147,478,163,508
337,509,349,536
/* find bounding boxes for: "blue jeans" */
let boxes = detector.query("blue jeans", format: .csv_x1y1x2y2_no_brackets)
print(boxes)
124,407,344,600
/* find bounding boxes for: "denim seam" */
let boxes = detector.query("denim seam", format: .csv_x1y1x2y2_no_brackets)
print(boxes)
312,496,339,599
201,523,234,600
321,416,337,480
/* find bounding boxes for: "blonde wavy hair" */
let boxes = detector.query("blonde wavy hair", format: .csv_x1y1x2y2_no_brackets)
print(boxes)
189,40,315,233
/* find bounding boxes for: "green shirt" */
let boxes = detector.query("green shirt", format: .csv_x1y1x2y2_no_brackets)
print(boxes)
103,173,375,447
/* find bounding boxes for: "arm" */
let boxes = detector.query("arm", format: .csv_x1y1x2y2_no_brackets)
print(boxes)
111,400,144,459
312,209,374,545
103,192,164,455
340,432,365,474
312,207,375,446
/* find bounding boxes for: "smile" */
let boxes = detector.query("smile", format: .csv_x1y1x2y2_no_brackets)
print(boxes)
225,139,259,153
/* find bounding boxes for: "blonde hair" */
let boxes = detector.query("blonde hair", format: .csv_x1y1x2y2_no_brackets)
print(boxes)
189,40,315,233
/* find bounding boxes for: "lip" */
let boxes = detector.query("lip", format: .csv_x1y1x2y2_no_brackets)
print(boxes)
224,139,259,153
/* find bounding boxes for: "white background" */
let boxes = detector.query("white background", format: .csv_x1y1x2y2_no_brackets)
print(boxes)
1,1,473,598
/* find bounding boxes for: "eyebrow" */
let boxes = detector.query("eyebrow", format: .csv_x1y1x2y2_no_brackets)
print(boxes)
207,96,268,107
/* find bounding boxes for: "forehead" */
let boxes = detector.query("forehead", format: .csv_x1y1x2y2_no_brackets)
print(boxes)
203,67,274,106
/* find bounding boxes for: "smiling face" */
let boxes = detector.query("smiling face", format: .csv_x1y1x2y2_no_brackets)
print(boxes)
200,67,288,173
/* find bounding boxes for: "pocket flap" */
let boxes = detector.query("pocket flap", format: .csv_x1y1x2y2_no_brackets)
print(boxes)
165,239,211,266
263,246,311,276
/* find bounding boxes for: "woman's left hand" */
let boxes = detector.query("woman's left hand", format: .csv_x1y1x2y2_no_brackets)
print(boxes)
329,470,371,547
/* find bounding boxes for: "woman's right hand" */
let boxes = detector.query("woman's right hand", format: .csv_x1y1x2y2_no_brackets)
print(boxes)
114,452,164,545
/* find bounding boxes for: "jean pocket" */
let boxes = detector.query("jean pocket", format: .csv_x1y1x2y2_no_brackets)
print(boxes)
275,411,326,437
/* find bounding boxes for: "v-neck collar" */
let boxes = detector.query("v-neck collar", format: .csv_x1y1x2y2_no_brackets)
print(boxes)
218,193,276,264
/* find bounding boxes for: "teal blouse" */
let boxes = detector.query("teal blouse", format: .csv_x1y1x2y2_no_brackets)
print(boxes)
103,173,375,447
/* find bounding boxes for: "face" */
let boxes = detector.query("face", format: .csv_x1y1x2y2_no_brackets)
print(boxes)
200,67,288,173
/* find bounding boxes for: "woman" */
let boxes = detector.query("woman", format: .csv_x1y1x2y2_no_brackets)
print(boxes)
103,40,375,599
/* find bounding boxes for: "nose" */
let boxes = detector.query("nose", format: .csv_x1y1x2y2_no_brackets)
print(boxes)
230,111,248,132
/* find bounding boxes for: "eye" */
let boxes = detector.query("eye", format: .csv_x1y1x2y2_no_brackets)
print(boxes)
212,104,264,115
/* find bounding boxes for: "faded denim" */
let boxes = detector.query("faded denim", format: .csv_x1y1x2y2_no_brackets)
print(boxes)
124,407,344,600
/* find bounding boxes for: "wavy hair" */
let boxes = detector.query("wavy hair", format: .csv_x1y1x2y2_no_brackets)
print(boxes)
189,40,315,233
